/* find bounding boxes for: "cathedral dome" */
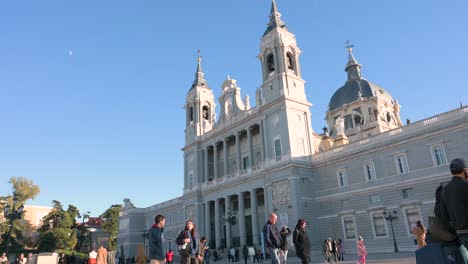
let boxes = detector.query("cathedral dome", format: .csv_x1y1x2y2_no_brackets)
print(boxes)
328,78,393,111
328,44,393,111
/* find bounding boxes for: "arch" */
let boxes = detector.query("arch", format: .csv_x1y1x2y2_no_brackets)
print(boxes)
286,52,295,70
202,105,210,120
267,54,275,73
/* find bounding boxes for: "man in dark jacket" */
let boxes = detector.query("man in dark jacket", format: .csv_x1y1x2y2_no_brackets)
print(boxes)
262,213,281,264
148,214,166,264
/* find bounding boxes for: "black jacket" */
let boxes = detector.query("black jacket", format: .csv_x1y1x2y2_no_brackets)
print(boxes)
263,221,281,249
440,177,468,231
293,226,310,258
148,226,165,260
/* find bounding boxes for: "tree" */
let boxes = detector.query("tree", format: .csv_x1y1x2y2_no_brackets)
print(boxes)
0,176,40,251
99,204,123,250
37,201,79,251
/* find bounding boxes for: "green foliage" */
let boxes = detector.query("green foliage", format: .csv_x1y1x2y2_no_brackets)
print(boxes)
0,176,40,250
37,231,57,252
99,204,123,251
38,201,80,251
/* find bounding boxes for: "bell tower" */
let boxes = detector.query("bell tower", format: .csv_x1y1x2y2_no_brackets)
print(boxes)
184,52,216,145
259,0,307,105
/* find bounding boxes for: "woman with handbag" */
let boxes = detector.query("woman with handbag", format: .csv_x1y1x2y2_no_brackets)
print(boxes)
176,220,200,264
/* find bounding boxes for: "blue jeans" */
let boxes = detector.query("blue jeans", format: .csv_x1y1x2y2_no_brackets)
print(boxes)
267,248,280,264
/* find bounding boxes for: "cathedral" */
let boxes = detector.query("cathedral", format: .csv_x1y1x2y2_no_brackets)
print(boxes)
118,0,468,257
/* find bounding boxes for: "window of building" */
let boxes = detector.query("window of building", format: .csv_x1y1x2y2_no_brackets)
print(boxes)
274,138,282,160
344,114,354,130
342,215,357,240
404,207,421,236
370,194,381,203
202,105,210,120
395,153,409,174
337,168,348,187
402,188,413,199
363,161,376,181
242,156,249,170
431,144,447,166
267,54,275,73
371,212,387,238
286,52,295,70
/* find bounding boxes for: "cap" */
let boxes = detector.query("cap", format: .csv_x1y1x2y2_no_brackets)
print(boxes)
450,158,467,174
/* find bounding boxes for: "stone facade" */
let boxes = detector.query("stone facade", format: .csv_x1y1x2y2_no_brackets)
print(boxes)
117,0,468,258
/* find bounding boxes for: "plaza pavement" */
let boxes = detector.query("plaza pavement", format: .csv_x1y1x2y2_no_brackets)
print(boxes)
199,252,416,264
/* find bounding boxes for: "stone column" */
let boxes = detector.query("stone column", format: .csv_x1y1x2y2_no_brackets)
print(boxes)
247,127,253,169
236,132,241,172
262,118,269,162
223,139,228,177
264,185,273,222
214,199,221,249
259,123,264,163
204,147,209,182
250,189,259,246
238,192,246,247
225,196,231,249
205,201,211,244
213,142,218,179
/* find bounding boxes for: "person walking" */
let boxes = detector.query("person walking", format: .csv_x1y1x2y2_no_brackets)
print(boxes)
337,239,344,261
148,214,166,264
197,236,208,264
97,245,108,264
242,245,249,264
440,159,468,247
356,236,367,264
322,240,330,263
0,253,9,264
16,253,27,264
166,250,174,264
136,245,147,264
331,240,338,262
176,220,200,264
412,221,427,248
279,226,291,263
262,213,281,264
292,219,310,264
89,248,98,264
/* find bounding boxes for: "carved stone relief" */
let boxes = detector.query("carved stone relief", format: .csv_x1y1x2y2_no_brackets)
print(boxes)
272,180,289,204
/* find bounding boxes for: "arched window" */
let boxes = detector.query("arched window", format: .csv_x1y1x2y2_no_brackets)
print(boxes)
267,54,275,73
286,52,295,70
202,105,209,120
189,106,194,122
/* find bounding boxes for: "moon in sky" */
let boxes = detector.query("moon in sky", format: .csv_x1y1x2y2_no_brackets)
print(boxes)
68,50,73,56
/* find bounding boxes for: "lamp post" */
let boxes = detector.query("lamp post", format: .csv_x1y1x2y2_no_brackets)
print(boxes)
3,192,24,256
383,210,399,253
223,210,237,248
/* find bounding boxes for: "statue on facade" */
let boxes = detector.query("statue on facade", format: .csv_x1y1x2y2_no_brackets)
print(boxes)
244,95,250,110
123,198,135,210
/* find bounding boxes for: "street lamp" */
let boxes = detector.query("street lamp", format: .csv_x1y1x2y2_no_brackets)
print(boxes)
3,192,24,256
383,210,399,253
223,210,237,248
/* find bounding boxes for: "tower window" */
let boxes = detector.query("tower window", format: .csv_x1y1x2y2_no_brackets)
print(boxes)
189,106,194,122
267,54,275,73
202,105,209,120
286,52,295,70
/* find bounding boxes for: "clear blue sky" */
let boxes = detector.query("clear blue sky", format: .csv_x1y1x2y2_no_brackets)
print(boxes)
1,0,467,217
